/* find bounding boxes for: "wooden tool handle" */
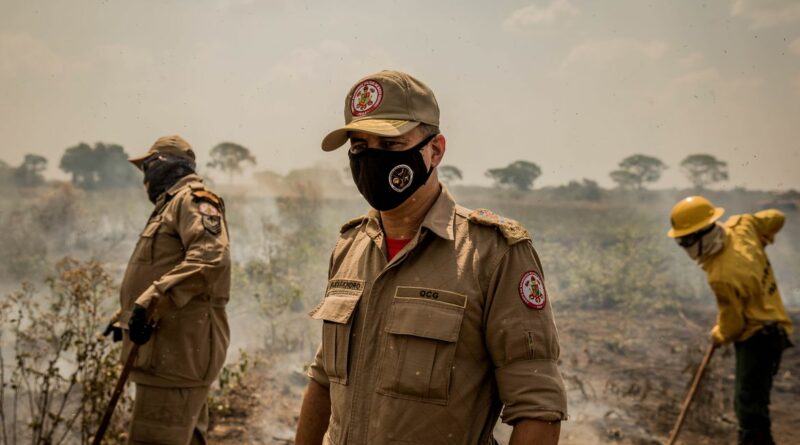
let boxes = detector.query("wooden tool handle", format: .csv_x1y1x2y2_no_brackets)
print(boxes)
91,342,139,445
666,342,716,445
92,300,159,445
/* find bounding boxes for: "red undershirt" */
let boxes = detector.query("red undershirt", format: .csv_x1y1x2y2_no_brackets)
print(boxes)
386,238,411,261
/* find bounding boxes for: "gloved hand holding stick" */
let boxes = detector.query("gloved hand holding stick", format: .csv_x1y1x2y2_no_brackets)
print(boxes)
92,299,159,445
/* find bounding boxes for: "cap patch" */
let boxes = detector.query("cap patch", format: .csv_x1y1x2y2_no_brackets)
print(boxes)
389,164,414,192
351,80,383,116
519,270,547,310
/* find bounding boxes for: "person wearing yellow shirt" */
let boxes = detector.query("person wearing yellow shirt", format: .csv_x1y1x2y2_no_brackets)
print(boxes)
667,196,793,445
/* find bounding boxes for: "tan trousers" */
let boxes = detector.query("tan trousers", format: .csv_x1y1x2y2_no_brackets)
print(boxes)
129,384,210,445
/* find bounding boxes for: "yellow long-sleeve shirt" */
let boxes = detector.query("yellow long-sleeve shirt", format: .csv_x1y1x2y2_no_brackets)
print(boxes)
700,209,793,344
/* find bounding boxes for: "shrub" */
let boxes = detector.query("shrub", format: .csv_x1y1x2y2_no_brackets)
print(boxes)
0,258,131,445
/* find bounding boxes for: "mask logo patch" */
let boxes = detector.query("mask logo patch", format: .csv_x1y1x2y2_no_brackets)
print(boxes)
519,270,547,309
389,164,414,192
351,80,383,116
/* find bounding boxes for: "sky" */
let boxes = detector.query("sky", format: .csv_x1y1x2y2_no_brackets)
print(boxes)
1,0,799,190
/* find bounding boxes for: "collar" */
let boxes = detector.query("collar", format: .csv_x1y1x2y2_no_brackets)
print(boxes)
152,174,203,210
166,173,202,196
420,185,456,241
364,184,456,242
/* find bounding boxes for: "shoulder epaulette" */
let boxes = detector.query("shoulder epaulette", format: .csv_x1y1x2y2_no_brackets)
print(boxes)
340,215,366,234
468,208,531,244
191,189,224,213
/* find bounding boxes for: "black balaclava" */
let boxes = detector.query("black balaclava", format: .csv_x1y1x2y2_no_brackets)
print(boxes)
143,154,196,204
348,133,437,211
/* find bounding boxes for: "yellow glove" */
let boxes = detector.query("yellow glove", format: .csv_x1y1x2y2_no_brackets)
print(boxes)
710,325,726,346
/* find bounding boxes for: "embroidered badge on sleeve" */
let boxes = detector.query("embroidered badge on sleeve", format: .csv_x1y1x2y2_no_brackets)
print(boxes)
198,202,222,235
519,270,547,309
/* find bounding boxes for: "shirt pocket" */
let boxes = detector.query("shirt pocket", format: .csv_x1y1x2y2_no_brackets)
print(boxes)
310,289,361,385
131,216,162,264
377,287,466,405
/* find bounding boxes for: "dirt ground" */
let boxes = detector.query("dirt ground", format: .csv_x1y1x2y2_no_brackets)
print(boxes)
208,308,800,445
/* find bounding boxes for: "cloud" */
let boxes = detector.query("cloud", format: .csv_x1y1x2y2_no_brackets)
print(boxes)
216,0,289,14
730,0,800,29
269,40,396,83
93,44,155,71
504,0,579,29
0,32,66,79
671,67,721,87
678,51,705,68
668,67,762,92
790,37,800,55
660,61,763,108
561,38,668,69
270,40,351,81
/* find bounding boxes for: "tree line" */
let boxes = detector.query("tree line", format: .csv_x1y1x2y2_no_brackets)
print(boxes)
1,142,257,189
3,142,727,192
439,153,729,191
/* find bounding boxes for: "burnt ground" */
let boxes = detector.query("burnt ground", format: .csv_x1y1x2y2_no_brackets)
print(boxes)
209,308,800,445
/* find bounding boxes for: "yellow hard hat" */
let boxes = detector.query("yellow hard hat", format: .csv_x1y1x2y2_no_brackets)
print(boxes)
667,196,725,238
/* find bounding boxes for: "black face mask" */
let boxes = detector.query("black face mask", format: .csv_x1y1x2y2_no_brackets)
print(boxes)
143,155,196,204
348,134,437,211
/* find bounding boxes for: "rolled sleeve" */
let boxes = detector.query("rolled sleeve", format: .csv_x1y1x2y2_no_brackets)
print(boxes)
307,343,330,389
485,241,568,423
496,359,567,423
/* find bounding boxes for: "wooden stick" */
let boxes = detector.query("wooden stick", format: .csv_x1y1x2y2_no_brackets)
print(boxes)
667,342,717,445
91,342,139,445
92,300,159,445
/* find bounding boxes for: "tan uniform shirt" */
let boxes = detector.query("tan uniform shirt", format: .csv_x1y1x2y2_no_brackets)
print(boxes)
701,210,793,344
309,186,567,445
119,174,231,388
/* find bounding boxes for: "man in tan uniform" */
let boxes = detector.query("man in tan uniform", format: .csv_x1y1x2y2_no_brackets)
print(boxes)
295,71,567,445
113,135,231,444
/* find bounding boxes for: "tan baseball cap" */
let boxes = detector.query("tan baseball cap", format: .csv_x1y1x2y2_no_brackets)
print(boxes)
128,135,196,170
321,70,440,151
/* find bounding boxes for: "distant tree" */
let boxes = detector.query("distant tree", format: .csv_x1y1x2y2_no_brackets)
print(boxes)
559,178,603,201
13,154,48,187
609,170,639,190
609,154,666,190
59,142,139,189
60,143,98,188
680,154,728,189
0,160,14,185
95,143,138,188
439,165,463,185
285,167,344,189
486,160,542,191
207,142,256,183
254,170,285,192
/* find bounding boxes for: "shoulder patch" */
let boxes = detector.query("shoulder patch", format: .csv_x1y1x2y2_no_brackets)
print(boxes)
191,189,225,213
519,270,547,309
468,208,531,244
198,202,220,217
340,215,366,234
